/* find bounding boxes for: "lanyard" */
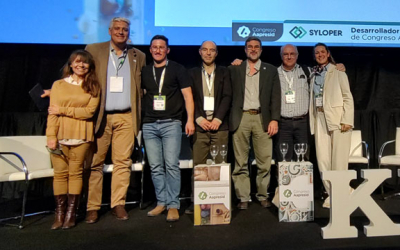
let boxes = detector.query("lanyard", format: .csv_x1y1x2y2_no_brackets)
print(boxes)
202,65,215,96
153,60,168,96
282,68,295,90
109,50,127,76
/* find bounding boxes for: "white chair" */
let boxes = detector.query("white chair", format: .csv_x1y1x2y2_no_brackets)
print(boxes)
378,127,400,199
0,136,53,229
102,131,146,208
179,132,193,170
348,130,370,169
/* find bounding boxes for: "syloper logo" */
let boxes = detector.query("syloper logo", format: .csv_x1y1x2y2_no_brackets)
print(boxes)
290,26,307,39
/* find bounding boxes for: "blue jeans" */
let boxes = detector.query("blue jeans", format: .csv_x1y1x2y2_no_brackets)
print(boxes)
143,120,182,209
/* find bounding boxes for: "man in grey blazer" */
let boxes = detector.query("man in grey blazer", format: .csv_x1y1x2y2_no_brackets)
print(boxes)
85,17,146,222
229,37,281,209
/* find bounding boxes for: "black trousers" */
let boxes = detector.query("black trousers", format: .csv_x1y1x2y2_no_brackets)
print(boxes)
273,117,308,162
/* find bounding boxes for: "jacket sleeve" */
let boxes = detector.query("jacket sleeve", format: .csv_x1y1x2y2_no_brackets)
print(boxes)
85,44,94,55
338,71,354,127
213,68,232,122
270,67,281,121
58,94,100,119
45,82,60,142
188,69,203,121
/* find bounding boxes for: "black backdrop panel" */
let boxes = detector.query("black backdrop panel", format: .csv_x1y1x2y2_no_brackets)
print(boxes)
1,43,400,169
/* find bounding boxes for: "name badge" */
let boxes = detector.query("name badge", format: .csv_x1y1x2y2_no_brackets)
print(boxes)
285,90,295,104
110,76,123,92
316,96,323,107
204,96,214,111
153,95,166,111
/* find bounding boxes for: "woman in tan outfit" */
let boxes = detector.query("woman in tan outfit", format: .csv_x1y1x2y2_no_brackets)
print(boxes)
46,50,100,229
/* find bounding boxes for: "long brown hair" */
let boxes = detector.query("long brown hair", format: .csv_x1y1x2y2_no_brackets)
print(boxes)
62,50,100,97
313,42,336,65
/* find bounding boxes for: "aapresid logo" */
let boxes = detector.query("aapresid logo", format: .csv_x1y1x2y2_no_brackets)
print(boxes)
283,189,292,198
198,191,207,200
232,22,283,41
237,25,251,38
290,26,307,39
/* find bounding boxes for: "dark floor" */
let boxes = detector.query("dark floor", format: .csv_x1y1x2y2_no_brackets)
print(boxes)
1,195,400,250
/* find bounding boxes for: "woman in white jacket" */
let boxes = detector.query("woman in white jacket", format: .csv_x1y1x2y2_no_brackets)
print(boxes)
309,43,354,209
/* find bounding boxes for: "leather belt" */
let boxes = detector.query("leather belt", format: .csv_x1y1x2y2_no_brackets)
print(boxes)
316,107,324,112
281,115,306,121
243,109,261,115
105,108,131,114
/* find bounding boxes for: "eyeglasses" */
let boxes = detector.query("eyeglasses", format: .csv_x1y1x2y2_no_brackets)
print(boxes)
151,46,167,52
246,45,261,51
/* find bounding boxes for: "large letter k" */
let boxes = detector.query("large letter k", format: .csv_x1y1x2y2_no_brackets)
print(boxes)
321,169,400,239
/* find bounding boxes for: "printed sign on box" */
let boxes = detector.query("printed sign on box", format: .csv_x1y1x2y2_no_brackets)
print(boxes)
194,164,231,225
278,162,314,222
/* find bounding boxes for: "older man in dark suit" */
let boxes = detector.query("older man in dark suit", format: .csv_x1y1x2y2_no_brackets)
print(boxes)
229,37,280,210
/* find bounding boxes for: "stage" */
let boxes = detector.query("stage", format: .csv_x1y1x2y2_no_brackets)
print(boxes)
1,195,399,250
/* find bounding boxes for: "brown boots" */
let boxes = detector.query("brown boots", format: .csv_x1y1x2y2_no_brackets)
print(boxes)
51,195,67,230
51,194,80,230
62,194,80,229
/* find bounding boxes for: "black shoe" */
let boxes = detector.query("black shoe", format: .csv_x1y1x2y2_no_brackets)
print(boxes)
185,203,194,215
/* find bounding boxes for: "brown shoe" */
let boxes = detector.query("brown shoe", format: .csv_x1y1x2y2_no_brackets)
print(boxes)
237,202,248,210
147,205,166,217
166,208,179,222
62,194,79,229
85,210,99,224
261,200,272,208
112,205,129,220
51,195,67,230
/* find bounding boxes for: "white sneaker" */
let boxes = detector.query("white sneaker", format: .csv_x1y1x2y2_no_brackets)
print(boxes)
322,197,330,209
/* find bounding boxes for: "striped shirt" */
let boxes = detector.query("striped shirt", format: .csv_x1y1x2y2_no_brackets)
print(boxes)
278,64,309,118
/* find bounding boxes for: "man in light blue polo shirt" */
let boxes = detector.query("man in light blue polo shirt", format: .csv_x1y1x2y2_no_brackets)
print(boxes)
85,17,146,223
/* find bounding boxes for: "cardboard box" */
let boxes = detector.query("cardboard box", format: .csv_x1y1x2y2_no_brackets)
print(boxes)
277,162,314,222
193,164,231,225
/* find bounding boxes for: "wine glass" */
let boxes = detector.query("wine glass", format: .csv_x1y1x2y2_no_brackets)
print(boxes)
220,145,228,163
294,143,302,162
300,143,308,162
210,145,219,165
280,143,288,162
